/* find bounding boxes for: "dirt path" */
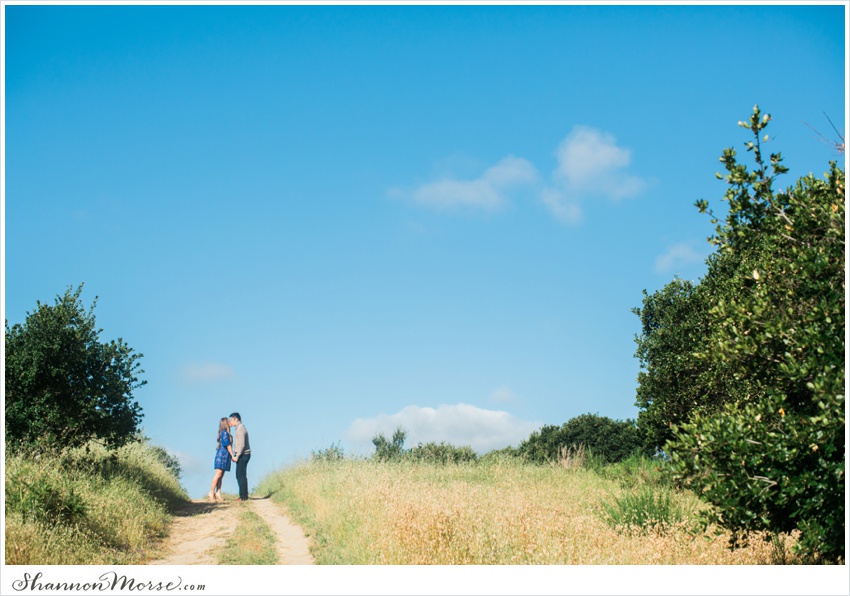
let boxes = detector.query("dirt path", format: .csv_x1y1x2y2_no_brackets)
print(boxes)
250,498,314,565
149,498,314,565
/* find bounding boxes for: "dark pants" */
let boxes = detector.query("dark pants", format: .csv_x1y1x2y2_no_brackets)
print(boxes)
235,453,251,500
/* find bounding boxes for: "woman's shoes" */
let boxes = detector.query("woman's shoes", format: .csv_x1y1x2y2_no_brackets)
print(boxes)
207,491,216,502
214,491,223,502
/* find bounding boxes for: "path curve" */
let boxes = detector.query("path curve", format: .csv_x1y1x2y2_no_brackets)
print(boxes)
149,498,314,565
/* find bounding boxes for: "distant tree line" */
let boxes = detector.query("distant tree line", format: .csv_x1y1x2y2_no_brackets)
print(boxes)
358,412,643,467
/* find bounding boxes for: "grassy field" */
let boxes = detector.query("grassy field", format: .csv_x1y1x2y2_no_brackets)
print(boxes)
4,440,189,565
256,456,798,565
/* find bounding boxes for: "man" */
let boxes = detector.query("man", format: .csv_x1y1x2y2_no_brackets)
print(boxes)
229,412,251,501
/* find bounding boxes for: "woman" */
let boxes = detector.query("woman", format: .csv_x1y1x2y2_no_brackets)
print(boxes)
209,417,234,502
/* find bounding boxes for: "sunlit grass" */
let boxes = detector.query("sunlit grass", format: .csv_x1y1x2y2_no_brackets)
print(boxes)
218,507,278,565
4,440,189,564
257,457,797,565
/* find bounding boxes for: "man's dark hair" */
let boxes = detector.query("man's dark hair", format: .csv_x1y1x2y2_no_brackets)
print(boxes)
229,412,241,421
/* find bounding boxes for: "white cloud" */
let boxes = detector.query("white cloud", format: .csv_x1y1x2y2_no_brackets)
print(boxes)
401,156,538,211
554,126,645,198
346,403,541,453
654,242,705,274
179,362,235,384
394,126,644,225
542,126,646,223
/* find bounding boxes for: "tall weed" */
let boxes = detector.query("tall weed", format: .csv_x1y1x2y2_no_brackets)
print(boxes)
599,485,695,533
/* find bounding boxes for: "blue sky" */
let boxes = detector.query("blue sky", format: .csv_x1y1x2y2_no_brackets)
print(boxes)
3,3,846,500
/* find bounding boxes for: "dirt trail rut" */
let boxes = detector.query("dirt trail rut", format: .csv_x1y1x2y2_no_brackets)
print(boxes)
149,498,314,565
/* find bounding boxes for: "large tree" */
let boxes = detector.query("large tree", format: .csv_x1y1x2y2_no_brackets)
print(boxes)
5,284,146,449
639,106,844,562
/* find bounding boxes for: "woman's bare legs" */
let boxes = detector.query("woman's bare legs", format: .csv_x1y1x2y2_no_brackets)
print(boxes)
215,473,224,501
209,469,223,501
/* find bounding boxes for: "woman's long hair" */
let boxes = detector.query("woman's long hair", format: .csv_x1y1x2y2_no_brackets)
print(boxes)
217,417,232,449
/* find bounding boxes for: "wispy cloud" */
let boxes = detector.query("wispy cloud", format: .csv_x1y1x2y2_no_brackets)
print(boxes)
489,385,518,404
179,362,235,384
542,126,646,224
393,126,645,225
541,187,583,226
654,242,706,274
346,403,541,453
395,156,538,211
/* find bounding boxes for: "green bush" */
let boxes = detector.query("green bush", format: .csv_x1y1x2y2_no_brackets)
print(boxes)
518,413,643,464
669,391,844,562
658,106,845,564
600,454,670,490
312,442,346,462
407,441,477,464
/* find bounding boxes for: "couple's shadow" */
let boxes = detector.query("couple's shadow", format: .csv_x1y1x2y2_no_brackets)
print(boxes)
174,495,273,517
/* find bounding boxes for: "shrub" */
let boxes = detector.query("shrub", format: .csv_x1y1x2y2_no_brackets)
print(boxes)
518,413,643,464
407,442,477,465
600,453,671,490
371,427,408,461
312,442,346,462
664,107,845,564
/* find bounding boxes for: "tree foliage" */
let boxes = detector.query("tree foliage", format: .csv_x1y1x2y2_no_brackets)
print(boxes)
633,277,742,452
371,427,408,461
517,413,643,464
5,284,146,449
636,106,844,562
407,441,477,464
370,428,478,464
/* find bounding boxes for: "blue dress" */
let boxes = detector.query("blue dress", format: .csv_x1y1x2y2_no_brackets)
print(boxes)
214,430,232,472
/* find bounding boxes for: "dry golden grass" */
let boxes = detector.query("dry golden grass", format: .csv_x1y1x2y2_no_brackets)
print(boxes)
258,458,796,565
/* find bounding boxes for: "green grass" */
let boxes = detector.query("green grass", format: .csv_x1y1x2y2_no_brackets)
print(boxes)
4,440,189,564
218,507,278,565
599,485,695,533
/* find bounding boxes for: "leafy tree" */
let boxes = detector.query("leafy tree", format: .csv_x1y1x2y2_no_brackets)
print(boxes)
517,413,643,464
371,427,407,461
633,278,711,452
633,259,752,453
661,107,844,563
5,284,146,449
